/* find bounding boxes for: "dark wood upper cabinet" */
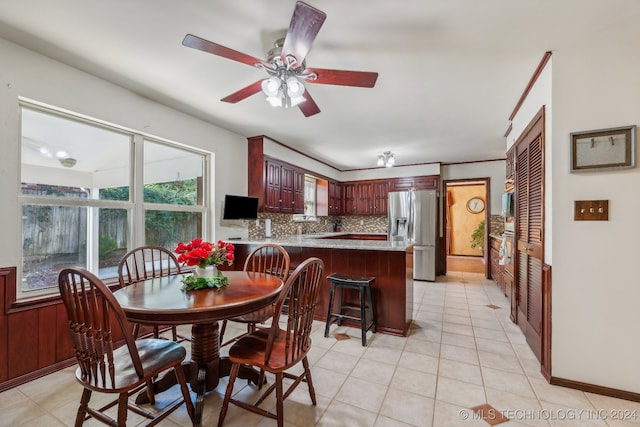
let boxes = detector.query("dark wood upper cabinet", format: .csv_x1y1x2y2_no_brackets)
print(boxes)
328,180,341,215
248,135,439,216
342,183,357,215
372,181,389,215
250,147,305,214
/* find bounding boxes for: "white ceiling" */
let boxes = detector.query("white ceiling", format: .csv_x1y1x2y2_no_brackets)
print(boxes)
2,0,639,171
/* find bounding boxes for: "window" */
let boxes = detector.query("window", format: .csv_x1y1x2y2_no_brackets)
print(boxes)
19,102,209,298
303,176,316,217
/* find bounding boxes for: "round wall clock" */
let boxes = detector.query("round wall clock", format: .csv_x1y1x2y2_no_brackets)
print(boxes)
466,197,485,214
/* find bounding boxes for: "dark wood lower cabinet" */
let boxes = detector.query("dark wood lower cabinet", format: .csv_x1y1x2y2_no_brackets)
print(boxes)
230,244,413,336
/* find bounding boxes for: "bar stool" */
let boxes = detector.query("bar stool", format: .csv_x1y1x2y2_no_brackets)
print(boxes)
324,273,376,346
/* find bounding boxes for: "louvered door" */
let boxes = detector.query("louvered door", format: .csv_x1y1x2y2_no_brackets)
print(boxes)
514,109,545,362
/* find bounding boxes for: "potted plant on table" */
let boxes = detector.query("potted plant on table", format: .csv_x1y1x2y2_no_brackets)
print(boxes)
175,238,235,290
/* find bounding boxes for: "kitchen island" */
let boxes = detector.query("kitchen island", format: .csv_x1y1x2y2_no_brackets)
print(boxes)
224,233,413,336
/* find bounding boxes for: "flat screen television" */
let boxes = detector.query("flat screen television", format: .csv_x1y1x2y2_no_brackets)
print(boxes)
222,194,259,220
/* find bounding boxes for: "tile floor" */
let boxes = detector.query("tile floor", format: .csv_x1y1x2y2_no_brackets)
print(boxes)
2,272,640,426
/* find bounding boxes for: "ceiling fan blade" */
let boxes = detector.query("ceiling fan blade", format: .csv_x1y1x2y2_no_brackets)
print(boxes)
304,68,379,88
298,90,321,117
220,80,265,103
182,34,269,68
281,2,327,66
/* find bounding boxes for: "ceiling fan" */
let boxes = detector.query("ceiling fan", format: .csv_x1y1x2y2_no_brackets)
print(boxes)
182,1,378,117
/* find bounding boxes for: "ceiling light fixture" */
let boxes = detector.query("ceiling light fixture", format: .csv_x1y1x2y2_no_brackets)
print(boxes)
377,151,395,168
59,157,77,168
258,39,313,109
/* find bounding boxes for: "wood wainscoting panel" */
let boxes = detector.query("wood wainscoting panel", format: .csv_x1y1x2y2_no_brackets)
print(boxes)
7,304,39,378
0,268,10,384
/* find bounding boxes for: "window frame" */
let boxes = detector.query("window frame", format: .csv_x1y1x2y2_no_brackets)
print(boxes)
18,100,211,300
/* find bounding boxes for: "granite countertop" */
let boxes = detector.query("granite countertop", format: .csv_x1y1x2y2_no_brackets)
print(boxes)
227,232,412,252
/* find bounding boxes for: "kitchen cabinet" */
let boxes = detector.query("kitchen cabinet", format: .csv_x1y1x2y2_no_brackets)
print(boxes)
356,182,373,214
328,180,341,215
263,158,305,214
247,137,439,216
347,180,389,215
390,175,438,191
342,183,357,215
372,181,389,215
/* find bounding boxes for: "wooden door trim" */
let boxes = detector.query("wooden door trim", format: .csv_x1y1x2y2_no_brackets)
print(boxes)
442,177,491,278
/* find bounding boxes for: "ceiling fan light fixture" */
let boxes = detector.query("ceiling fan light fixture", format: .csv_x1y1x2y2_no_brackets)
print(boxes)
286,76,305,98
261,76,281,98
377,155,385,167
266,96,283,107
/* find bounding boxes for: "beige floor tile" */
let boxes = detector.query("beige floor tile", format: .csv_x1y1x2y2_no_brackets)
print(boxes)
438,358,483,385
471,317,504,331
441,331,477,349
315,349,359,375
404,337,441,357
362,345,403,365
389,366,437,398
475,336,517,357
0,388,48,427
529,377,596,410
433,400,487,427
478,349,525,374
335,376,388,413
316,400,377,427
351,358,396,386
309,366,348,399
539,401,608,427
440,343,480,365
485,387,549,427
474,325,510,342
397,350,439,375
442,321,475,337
380,387,435,427
373,414,415,426
443,313,473,325
435,377,486,408
482,366,536,399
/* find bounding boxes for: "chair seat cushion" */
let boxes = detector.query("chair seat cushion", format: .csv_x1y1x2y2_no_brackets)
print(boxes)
76,338,186,392
228,328,309,372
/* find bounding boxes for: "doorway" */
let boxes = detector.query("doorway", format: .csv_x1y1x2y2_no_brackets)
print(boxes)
443,178,490,275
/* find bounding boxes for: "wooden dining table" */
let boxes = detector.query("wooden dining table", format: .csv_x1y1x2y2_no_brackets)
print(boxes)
112,270,284,426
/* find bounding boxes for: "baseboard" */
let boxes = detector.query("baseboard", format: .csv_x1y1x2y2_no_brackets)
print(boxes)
550,376,640,403
0,358,76,393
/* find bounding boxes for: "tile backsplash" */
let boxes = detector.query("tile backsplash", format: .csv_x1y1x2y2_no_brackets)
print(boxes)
247,213,503,240
248,213,387,239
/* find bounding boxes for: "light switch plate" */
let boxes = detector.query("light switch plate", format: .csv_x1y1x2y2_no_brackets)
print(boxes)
574,200,609,221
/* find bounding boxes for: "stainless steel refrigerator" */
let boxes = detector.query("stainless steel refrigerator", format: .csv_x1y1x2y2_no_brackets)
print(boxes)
388,189,438,281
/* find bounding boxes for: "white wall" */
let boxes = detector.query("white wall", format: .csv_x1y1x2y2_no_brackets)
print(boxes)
511,16,640,393
550,19,640,393
510,61,553,264
441,161,506,216
0,37,249,268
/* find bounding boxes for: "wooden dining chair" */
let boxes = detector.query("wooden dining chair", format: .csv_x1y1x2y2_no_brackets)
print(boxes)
217,257,324,427
219,243,291,347
118,245,187,342
58,267,194,426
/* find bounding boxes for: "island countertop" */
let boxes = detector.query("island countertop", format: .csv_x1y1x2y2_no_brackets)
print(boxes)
226,233,412,252
227,235,414,336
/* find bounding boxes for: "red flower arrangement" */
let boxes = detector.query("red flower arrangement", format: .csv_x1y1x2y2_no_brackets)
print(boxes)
175,238,235,269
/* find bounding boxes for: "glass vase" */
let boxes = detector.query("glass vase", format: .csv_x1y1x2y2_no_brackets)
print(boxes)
194,265,217,278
